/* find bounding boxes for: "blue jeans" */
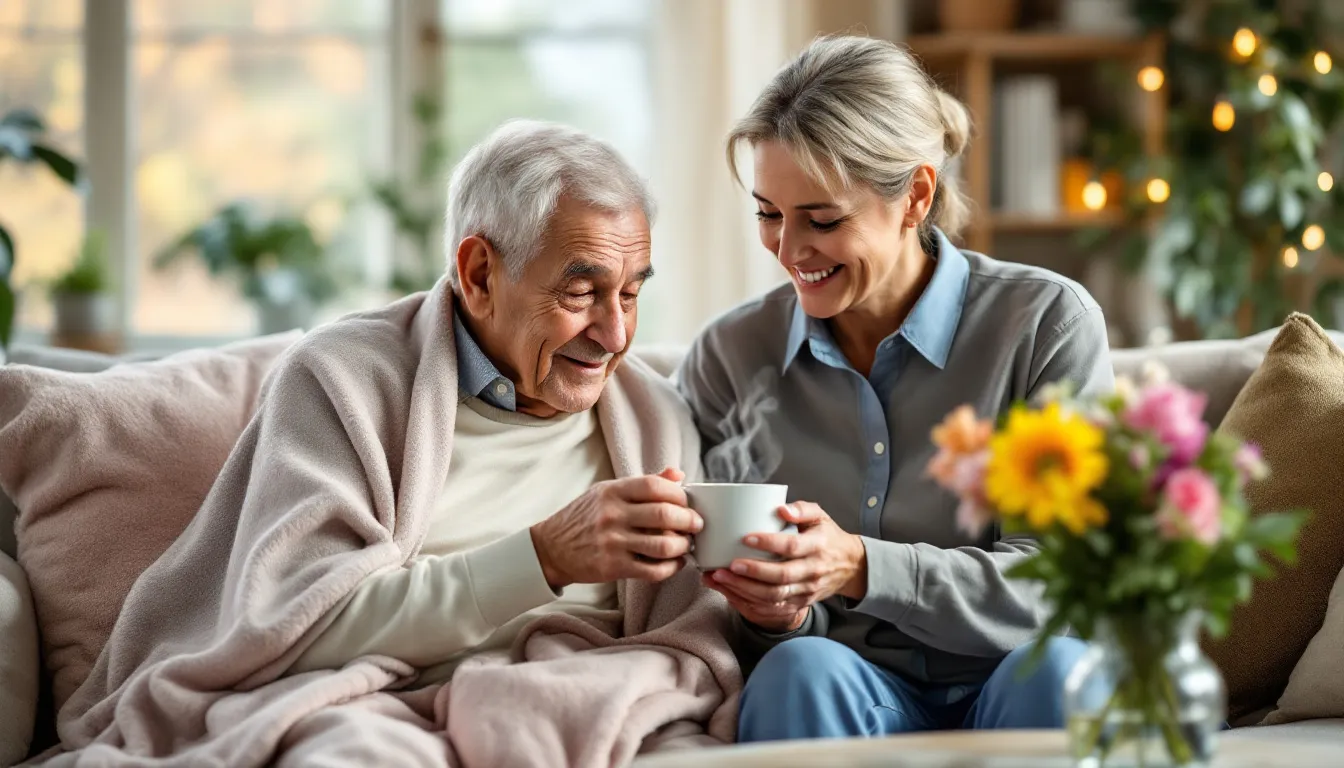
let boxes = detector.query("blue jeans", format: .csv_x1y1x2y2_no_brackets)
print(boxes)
738,636,1088,742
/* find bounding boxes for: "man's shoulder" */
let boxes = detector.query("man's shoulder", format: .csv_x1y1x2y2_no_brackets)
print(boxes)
277,295,425,382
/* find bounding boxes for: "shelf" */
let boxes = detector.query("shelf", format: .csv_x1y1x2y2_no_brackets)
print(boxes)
990,211,1127,232
908,32,1151,63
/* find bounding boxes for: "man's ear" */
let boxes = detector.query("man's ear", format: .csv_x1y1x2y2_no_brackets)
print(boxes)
454,235,497,319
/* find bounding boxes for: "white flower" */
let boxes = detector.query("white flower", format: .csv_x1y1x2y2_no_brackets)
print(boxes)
1141,360,1171,387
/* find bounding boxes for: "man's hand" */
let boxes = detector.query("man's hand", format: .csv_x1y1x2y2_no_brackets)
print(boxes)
531,468,702,589
703,501,866,632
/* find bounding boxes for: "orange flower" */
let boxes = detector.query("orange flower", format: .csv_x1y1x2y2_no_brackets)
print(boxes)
927,405,993,486
932,405,993,454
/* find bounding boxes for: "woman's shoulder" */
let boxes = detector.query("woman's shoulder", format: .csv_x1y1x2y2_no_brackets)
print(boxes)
689,283,798,358
959,250,1103,339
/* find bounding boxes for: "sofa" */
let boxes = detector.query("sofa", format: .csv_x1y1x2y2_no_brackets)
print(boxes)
2,327,1343,764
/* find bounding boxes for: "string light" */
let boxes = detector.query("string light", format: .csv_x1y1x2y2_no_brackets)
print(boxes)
1213,101,1236,131
1316,51,1333,74
1146,178,1171,203
1258,74,1278,96
1282,246,1300,269
1303,224,1326,251
1233,28,1258,58
1319,172,1334,192
1082,181,1108,211
1137,66,1165,92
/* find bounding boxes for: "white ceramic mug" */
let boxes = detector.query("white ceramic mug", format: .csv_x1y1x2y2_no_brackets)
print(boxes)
684,483,795,571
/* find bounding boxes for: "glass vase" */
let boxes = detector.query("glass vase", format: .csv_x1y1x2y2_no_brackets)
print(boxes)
1064,611,1226,768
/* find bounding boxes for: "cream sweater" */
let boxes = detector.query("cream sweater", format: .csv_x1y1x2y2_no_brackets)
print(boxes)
291,395,619,684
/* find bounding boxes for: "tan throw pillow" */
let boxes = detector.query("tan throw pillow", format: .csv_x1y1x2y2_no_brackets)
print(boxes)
1206,314,1344,722
0,332,301,714
1263,564,1344,724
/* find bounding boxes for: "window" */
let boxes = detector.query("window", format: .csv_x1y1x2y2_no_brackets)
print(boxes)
0,0,84,331
132,0,392,336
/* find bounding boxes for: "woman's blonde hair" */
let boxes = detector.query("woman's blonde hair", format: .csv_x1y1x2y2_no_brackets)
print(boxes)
727,35,972,249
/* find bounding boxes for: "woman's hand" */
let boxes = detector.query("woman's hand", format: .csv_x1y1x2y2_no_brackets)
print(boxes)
701,502,868,633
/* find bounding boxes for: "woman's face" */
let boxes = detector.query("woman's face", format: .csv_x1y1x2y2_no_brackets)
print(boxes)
751,140,914,320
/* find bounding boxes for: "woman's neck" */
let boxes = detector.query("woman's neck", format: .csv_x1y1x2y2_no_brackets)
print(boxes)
828,236,936,377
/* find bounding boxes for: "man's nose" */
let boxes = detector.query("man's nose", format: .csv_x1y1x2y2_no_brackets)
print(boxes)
589,295,628,353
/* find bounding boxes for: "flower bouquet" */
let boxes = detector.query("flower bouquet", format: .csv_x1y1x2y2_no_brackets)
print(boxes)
926,365,1306,768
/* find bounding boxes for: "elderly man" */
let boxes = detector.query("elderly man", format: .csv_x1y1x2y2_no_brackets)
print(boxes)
52,122,738,767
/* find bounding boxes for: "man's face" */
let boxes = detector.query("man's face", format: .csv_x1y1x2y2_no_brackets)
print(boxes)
466,196,653,418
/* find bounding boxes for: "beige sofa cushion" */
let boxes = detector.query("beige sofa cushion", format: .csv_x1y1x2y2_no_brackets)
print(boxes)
1205,314,1344,722
1263,564,1344,725
0,550,38,766
0,332,300,714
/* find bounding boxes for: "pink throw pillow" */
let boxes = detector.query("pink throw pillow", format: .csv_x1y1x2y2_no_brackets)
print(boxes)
0,332,301,712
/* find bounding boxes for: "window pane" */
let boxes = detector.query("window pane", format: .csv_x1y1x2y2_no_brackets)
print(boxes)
0,36,84,332
133,36,389,335
0,0,82,31
446,39,651,173
443,0,649,34
134,0,388,35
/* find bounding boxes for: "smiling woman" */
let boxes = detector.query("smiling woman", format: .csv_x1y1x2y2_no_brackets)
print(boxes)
677,34,1116,745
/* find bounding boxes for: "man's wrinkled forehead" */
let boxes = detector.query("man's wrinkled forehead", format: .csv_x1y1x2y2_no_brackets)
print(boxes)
535,205,653,281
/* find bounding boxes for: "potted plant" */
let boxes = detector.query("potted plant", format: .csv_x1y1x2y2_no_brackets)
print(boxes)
50,229,118,347
0,107,83,351
155,202,343,335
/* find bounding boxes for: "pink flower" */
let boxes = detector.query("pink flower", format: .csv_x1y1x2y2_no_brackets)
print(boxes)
1124,383,1209,465
1129,443,1151,472
948,450,993,537
1156,468,1222,545
1234,443,1269,483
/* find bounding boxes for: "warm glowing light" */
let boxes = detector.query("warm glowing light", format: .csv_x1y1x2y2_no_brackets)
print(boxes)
1213,101,1236,131
1316,51,1333,74
1319,172,1334,192
1233,28,1258,58
1258,74,1279,96
1082,181,1108,211
1303,224,1326,251
1137,66,1165,92
1283,246,1300,269
1146,178,1171,203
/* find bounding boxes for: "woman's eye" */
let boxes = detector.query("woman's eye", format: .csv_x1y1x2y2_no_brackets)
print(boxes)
754,210,782,221
810,219,841,232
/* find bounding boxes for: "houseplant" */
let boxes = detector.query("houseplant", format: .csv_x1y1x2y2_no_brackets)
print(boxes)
155,202,342,334
0,107,83,350
1088,0,1344,338
926,368,1306,766
50,229,116,343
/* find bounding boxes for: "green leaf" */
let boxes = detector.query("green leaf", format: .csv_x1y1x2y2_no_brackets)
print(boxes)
32,143,81,187
1240,178,1275,215
0,224,12,281
0,278,13,350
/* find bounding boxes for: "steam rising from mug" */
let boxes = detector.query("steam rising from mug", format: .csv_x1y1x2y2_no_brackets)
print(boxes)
704,370,782,484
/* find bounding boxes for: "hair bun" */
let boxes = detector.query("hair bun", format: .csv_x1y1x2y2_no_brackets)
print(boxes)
935,89,972,158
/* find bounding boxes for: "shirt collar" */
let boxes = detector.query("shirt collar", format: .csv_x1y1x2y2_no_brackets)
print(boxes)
781,228,970,373
453,309,517,411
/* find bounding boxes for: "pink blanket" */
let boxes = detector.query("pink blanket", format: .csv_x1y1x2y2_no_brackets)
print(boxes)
36,282,740,767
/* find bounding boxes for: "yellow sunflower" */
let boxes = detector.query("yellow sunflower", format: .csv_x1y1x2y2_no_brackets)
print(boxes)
984,402,1110,534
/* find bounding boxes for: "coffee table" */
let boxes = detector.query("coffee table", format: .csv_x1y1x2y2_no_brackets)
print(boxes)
633,729,1339,767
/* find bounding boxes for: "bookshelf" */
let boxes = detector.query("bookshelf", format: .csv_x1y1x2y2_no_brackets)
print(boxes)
906,31,1167,254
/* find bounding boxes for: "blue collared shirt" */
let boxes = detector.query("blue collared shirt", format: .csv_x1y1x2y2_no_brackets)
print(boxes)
454,310,516,411
677,230,1114,688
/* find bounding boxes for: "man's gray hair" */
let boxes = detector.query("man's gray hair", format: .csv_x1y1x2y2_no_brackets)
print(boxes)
445,120,656,287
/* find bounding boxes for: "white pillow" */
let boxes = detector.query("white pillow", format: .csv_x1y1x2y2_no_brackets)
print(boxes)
0,551,37,765
1264,564,1344,724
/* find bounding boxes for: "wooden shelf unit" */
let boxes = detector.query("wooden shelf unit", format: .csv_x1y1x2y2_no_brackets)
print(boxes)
905,32,1167,254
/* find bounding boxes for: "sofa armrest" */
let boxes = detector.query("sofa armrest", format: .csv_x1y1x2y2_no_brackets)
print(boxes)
0,551,38,765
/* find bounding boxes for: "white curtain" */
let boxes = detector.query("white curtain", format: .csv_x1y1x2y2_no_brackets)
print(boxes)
644,0,814,344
